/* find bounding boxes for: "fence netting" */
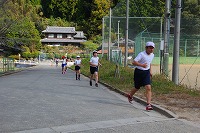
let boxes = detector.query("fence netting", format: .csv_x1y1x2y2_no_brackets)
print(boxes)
102,1,200,90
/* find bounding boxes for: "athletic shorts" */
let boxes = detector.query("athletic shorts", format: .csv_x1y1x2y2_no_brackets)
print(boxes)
75,66,81,71
90,66,98,74
62,64,66,68
134,68,151,89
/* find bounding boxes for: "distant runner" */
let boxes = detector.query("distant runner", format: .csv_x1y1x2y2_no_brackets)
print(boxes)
61,57,67,74
89,50,102,87
74,55,81,80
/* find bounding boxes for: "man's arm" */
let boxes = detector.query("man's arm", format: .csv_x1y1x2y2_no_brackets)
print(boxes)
132,60,147,68
98,60,102,66
89,61,97,67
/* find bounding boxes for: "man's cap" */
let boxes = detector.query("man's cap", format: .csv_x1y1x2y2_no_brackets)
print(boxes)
76,55,80,58
146,42,155,48
93,50,98,53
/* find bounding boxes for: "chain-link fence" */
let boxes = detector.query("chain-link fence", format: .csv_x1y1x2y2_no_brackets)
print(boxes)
101,1,200,90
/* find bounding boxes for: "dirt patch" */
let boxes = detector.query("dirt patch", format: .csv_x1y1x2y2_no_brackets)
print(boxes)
135,92,200,124
152,64,200,90
148,64,200,124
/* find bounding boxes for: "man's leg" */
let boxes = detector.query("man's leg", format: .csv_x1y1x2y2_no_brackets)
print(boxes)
95,72,98,83
130,88,138,97
145,84,152,104
94,72,98,87
128,88,138,103
90,74,93,86
78,70,80,80
145,84,153,110
76,70,78,80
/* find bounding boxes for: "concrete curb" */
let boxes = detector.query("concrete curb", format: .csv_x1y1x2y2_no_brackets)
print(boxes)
0,69,23,77
98,80,178,119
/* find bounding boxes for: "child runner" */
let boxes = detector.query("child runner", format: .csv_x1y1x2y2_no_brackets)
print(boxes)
89,50,102,87
65,57,69,72
55,58,59,67
61,57,67,74
127,41,155,111
74,55,81,80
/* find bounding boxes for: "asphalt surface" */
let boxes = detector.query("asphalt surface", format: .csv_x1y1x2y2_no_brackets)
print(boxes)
0,64,200,133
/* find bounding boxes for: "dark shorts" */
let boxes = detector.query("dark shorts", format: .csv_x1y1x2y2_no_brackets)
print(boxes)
134,68,151,89
90,66,98,74
75,66,81,71
62,64,66,68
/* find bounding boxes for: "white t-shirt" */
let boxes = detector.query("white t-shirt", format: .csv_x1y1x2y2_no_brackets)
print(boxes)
134,51,154,70
90,56,99,66
62,59,66,64
75,59,81,65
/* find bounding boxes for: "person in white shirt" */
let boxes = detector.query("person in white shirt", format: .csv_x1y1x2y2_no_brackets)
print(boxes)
89,50,102,87
61,57,67,74
127,41,155,111
74,55,81,80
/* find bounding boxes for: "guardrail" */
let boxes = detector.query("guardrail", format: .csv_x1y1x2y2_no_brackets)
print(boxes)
0,58,15,74
0,58,37,75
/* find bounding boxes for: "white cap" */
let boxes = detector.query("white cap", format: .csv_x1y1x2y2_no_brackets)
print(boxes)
93,50,98,53
76,55,80,58
146,42,155,48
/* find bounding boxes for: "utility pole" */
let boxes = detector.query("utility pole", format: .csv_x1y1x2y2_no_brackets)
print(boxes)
117,20,120,48
102,17,105,57
172,0,182,84
124,0,129,66
108,8,112,61
163,0,171,76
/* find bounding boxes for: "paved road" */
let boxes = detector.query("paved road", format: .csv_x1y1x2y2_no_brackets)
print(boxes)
0,64,200,133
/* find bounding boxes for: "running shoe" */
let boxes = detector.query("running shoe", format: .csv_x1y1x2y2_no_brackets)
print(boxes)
95,83,98,87
127,94,133,103
146,104,153,111
90,80,92,86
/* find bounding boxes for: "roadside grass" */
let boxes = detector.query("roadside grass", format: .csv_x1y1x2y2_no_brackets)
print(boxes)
80,58,200,99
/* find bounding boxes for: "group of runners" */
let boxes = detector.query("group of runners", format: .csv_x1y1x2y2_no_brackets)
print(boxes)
59,41,155,110
60,50,101,87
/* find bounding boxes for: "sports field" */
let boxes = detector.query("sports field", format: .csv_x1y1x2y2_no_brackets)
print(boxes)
151,57,200,90
152,57,200,65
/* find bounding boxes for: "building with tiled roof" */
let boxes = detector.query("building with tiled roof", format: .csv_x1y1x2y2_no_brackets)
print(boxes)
41,26,87,46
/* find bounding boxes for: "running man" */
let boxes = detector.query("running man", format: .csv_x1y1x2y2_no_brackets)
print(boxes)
89,50,102,87
74,55,81,80
127,41,155,111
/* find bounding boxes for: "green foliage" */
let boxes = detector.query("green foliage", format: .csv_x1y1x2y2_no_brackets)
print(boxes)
81,41,99,52
182,0,200,18
91,35,102,44
41,0,78,21
113,0,165,17
6,17,41,50
9,55,20,60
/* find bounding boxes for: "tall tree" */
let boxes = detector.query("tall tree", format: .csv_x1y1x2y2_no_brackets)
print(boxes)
87,0,111,38
41,0,78,21
181,0,200,35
